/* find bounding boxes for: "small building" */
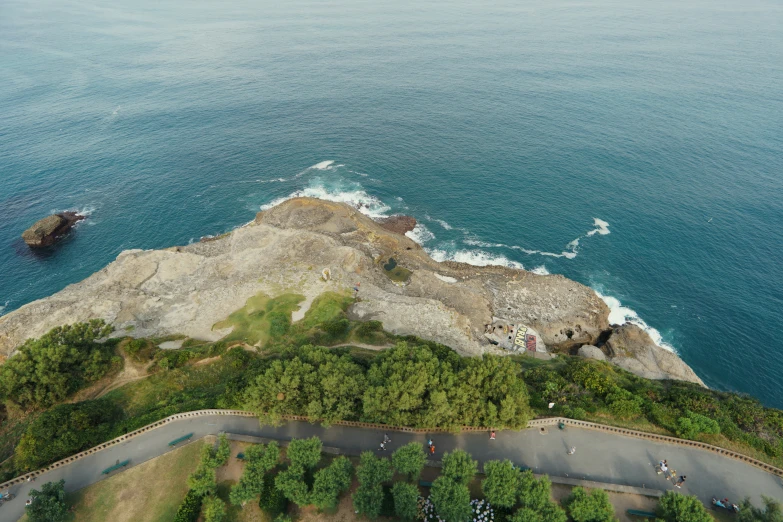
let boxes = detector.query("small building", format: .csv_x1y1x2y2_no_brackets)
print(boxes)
484,318,546,354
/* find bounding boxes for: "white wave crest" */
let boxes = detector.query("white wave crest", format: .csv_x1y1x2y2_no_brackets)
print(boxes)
425,214,453,230
310,160,335,170
586,218,611,236
406,223,435,244
260,185,391,219
428,248,525,270
531,265,550,275
594,290,676,353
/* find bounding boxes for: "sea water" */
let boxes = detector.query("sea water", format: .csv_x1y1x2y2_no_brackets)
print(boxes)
1,0,782,405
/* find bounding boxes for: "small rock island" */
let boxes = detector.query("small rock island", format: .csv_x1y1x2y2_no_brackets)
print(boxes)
21,211,85,247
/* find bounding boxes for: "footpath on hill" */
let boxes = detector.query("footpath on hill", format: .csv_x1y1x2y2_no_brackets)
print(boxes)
2,416,782,521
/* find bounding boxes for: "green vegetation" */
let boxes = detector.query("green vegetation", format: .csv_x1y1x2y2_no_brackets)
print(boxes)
174,489,203,522
383,258,413,283
430,450,478,522
202,495,227,522
244,342,532,429
26,479,68,522
482,459,519,508
739,496,782,522
15,399,123,471
0,320,119,409
525,357,783,466
353,451,393,519
391,442,427,480
656,491,712,522
230,441,280,506
310,456,354,510
391,481,419,520
564,486,616,522
213,292,304,345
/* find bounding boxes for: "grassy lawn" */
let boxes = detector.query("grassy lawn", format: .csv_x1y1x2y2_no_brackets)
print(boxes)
67,440,202,522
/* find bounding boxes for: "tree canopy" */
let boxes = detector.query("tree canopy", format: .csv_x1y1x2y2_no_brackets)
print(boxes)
441,449,478,486
739,496,783,522
0,320,117,409
392,481,419,521
482,459,520,508
565,487,616,522
656,492,716,522
430,476,472,522
26,479,68,522
391,442,427,480
311,456,354,510
286,436,323,469
353,451,393,519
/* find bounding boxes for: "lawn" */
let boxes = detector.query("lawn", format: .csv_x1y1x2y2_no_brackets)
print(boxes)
66,440,202,522
213,292,305,346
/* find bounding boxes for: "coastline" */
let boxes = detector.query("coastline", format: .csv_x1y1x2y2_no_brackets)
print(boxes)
0,198,702,385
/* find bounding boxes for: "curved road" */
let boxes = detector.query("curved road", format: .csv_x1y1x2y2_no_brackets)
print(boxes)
2,416,781,521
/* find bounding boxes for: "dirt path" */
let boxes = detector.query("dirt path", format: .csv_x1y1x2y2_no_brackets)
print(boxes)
328,342,393,351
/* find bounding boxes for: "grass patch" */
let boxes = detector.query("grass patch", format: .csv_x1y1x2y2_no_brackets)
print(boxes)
67,440,202,522
214,292,305,345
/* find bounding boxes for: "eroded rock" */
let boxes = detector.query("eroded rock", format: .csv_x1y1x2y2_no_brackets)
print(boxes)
21,212,84,247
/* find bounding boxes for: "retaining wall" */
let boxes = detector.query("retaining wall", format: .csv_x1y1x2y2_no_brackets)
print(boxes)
2,411,781,491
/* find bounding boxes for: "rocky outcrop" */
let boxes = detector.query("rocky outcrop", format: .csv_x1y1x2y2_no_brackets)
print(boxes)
21,212,84,247
605,324,704,385
375,215,417,235
578,345,607,361
0,197,702,384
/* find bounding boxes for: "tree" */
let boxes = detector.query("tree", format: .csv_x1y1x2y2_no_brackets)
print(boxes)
275,465,311,506
187,463,217,496
0,320,116,409
213,434,231,467
230,442,280,505
441,449,478,485
311,456,354,510
259,474,289,517
656,491,714,522
202,495,227,522
353,451,393,518
287,436,323,469
392,481,419,521
565,487,616,522
739,496,783,522
518,470,552,510
14,399,123,471
392,442,427,480
511,504,568,522
430,476,471,522
482,459,519,508
175,489,203,522
26,479,68,522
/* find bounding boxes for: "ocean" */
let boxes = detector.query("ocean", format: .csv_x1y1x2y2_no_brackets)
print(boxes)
1,0,782,406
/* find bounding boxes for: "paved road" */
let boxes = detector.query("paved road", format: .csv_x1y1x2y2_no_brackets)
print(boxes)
2,416,781,521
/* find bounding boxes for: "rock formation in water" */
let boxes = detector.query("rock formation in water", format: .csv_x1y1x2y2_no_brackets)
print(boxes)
21,212,85,247
0,198,702,384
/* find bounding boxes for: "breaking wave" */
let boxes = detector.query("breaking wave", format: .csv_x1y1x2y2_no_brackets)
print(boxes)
594,290,676,353
429,247,525,270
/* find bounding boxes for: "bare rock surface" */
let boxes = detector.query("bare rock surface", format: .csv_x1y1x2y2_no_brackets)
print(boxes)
21,212,85,247
605,324,704,385
375,215,417,235
578,345,607,361
0,198,702,383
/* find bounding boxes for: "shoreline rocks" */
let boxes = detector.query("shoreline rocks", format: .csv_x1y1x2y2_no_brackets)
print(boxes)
375,215,417,235
21,212,85,247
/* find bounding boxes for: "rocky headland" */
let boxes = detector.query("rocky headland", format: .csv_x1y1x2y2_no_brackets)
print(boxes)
0,198,702,384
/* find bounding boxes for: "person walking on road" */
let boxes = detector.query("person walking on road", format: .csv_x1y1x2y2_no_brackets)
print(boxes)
428,438,433,449
380,441,386,451
568,446,576,455
490,430,496,440
430,444,436,456
676,475,686,488
383,434,391,444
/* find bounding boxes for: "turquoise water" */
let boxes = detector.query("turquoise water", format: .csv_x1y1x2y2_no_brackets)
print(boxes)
1,0,782,405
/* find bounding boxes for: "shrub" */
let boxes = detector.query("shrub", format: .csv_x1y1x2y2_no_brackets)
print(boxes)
174,489,204,522
441,449,478,486
392,442,427,480
676,411,720,440
353,451,393,519
311,456,354,510
202,495,227,522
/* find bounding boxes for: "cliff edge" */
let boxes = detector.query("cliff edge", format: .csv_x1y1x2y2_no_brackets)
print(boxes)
0,198,702,384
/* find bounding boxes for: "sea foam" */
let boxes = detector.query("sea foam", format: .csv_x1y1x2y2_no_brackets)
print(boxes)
594,290,676,353
428,248,525,270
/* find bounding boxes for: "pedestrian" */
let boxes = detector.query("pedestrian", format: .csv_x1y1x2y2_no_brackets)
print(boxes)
26,499,32,506
383,433,391,444
430,444,436,455
568,446,576,455
659,460,668,474
490,430,496,440
380,442,386,451
428,438,433,448
676,475,686,488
